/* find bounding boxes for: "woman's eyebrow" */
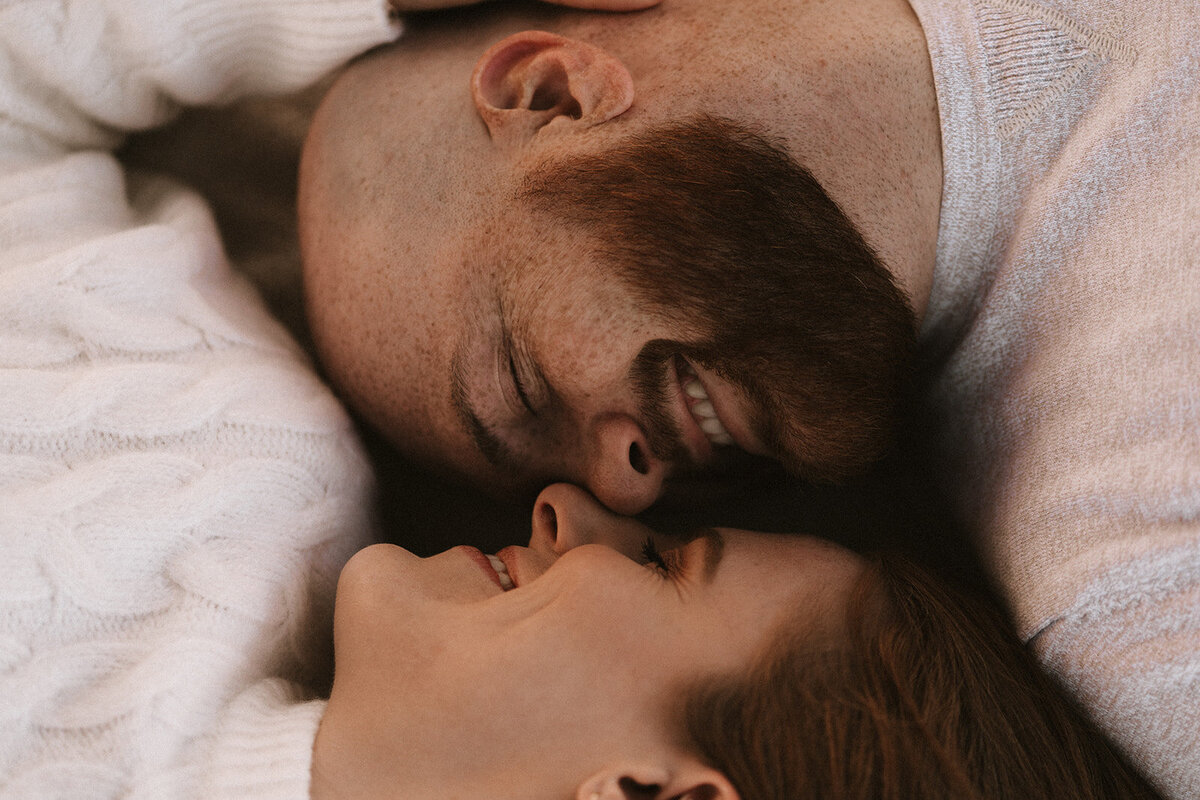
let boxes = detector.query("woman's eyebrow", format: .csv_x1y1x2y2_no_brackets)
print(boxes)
693,527,725,582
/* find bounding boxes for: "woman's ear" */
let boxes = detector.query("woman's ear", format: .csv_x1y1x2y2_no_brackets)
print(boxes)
471,30,634,152
577,759,740,800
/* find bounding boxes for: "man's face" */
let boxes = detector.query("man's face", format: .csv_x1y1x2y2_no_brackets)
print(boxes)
300,8,779,514
299,1,926,514
447,202,781,506
307,167,772,513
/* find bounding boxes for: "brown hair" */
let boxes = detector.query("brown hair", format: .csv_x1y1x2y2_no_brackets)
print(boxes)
681,555,1162,800
522,115,917,483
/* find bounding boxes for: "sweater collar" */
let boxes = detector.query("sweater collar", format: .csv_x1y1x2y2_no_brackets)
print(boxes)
908,0,1003,360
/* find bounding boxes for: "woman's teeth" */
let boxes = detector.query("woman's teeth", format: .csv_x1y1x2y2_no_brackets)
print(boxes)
680,364,734,446
487,554,514,590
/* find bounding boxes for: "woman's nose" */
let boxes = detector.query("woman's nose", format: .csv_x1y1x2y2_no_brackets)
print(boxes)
528,482,653,559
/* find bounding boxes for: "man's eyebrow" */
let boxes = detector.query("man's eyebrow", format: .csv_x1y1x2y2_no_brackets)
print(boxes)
450,345,516,469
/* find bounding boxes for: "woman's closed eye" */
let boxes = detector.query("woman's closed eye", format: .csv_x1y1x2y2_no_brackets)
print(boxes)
641,537,684,579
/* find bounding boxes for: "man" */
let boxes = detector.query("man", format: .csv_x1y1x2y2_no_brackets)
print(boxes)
299,0,939,515
299,0,1199,796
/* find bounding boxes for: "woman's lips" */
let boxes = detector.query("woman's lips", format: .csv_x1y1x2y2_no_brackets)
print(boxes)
457,546,506,590
494,546,523,590
486,553,514,590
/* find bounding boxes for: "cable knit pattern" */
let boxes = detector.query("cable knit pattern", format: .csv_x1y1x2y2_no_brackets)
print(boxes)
0,1,399,797
911,0,1199,795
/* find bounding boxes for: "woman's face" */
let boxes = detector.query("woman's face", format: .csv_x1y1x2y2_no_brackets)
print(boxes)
322,484,865,799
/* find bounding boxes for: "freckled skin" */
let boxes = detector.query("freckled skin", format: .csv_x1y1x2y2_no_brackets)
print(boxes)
298,0,942,513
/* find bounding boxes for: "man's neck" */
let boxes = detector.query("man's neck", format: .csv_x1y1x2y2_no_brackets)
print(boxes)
779,0,943,321
662,0,941,321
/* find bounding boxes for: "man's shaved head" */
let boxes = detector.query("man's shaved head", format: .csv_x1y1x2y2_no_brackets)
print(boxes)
299,0,940,512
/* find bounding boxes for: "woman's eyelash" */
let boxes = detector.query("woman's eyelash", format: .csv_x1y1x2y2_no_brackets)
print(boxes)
641,537,680,577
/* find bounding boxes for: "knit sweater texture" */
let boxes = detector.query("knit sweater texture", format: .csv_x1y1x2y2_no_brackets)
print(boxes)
0,1,398,797
910,0,1199,796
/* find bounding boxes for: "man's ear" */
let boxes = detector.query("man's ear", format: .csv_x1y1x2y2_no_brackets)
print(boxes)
576,758,740,800
471,30,634,152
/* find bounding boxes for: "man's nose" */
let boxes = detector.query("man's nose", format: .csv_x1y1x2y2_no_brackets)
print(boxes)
528,482,653,559
583,412,667,516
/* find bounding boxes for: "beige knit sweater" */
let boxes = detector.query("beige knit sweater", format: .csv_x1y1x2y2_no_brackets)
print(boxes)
910,0,1200,796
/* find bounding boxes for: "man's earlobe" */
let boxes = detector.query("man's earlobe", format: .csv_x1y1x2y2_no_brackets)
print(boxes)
577,760,740,800
471,31,634,151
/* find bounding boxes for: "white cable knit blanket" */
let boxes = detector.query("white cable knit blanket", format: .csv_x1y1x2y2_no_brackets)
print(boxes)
0,1,398,796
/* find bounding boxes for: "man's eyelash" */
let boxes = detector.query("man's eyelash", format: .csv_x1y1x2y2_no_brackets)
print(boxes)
507,350,536,416
641,537,680,577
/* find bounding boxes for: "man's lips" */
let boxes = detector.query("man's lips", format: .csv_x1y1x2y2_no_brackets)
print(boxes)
674,357,769,459
667,356,715,464
678,359,734,446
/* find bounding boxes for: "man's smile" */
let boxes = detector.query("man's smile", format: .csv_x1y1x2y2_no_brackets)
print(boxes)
671,355,770,463
678,357,735,447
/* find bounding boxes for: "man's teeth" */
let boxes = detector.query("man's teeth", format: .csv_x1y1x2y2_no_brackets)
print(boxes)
680,366,734,446
486,554,514,590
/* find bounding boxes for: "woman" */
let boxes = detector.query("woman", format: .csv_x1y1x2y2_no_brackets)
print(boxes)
310,483,1161,800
